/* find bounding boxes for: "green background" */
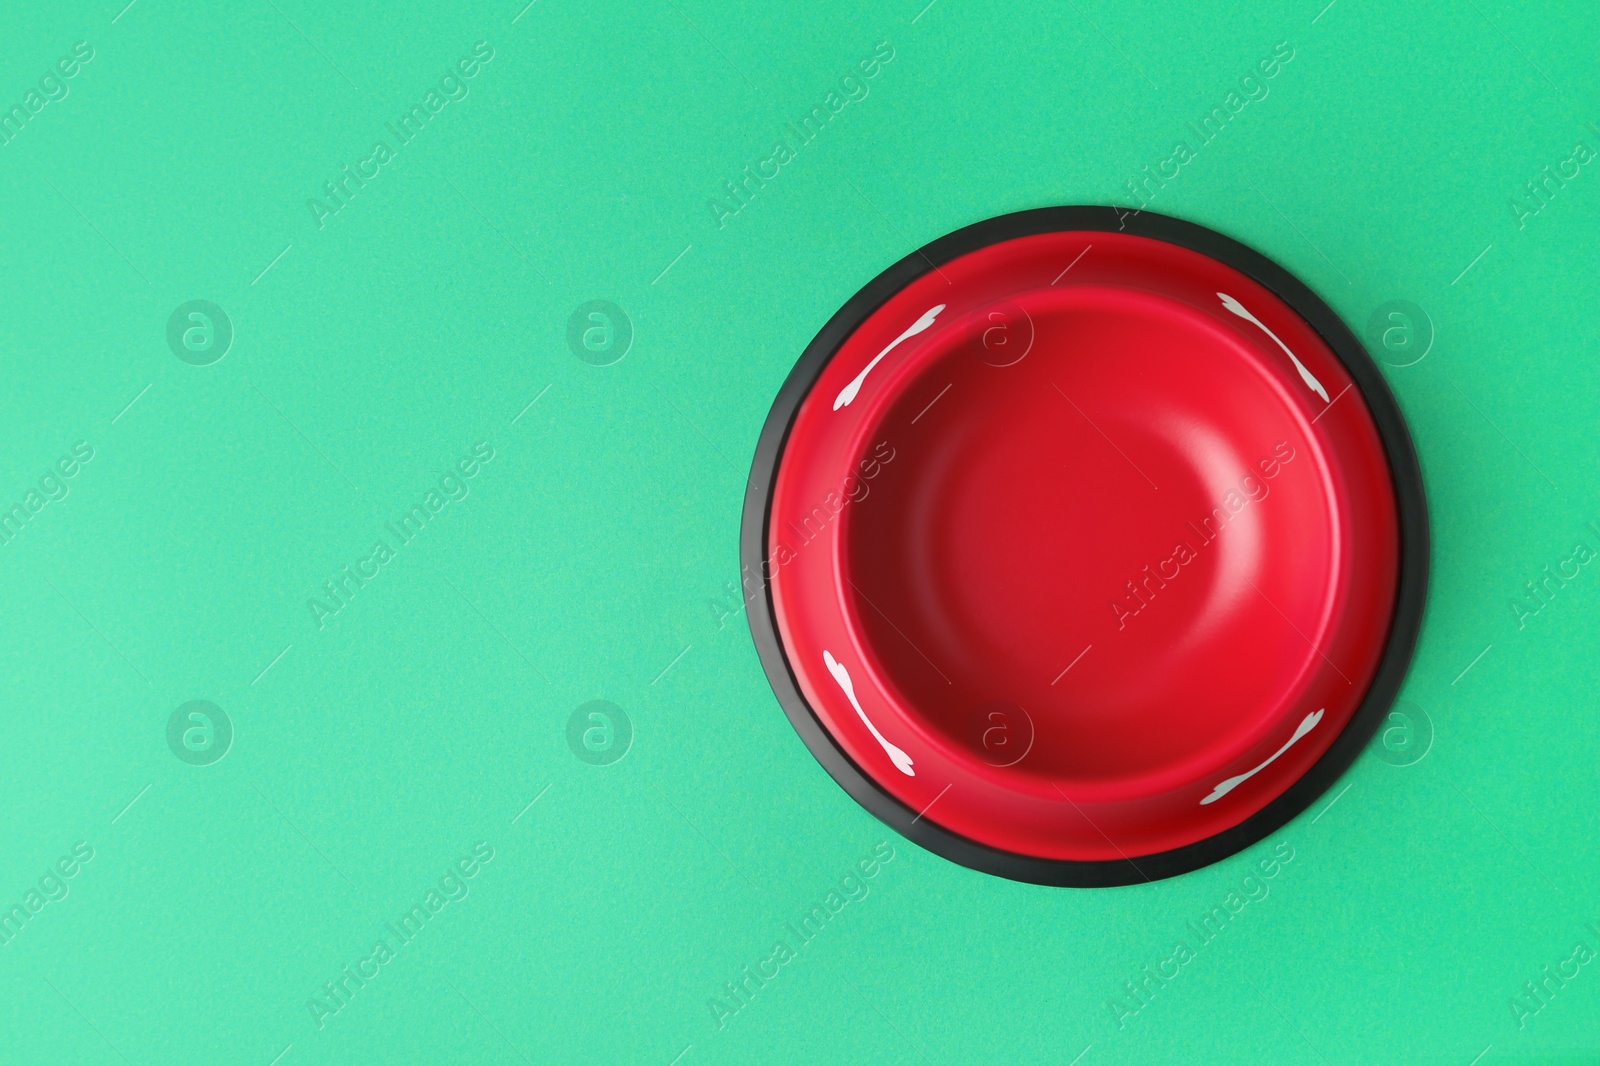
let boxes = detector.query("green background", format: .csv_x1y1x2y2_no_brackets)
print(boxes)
2,0,1597,1061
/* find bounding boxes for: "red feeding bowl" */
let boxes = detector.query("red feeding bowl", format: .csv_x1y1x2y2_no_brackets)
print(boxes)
742,208,1427,885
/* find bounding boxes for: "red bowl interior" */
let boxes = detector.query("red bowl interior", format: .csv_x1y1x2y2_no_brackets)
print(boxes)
767,230,1399,861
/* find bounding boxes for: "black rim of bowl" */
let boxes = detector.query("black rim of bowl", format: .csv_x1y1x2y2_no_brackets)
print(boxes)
740,206,1429,887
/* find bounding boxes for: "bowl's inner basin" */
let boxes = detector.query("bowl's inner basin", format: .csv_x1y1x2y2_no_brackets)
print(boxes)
843,285,1335,787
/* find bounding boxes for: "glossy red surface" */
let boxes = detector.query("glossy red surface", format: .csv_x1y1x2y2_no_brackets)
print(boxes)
767,231,1400,860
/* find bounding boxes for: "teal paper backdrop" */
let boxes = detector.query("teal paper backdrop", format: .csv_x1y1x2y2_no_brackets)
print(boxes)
1,0,1598,1061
